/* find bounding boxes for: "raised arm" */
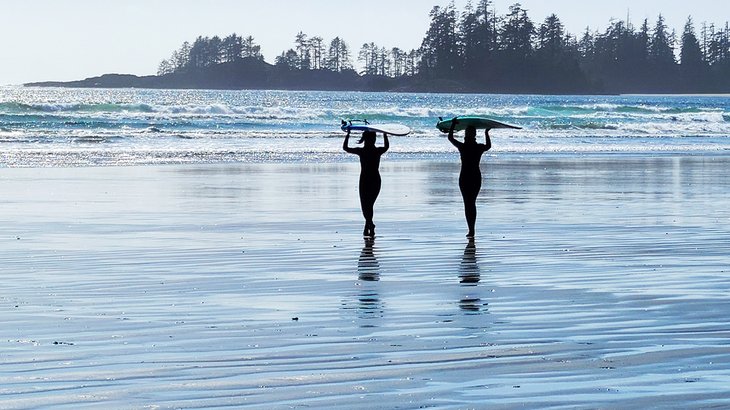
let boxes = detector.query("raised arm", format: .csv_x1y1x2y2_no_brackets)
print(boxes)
448,117,461,148
382,133,390,153
484,129,492,151
342,129,356,154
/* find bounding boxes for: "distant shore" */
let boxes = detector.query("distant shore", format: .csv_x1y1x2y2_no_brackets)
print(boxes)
23,59,481,94
22,59,600,94
27,69,730,95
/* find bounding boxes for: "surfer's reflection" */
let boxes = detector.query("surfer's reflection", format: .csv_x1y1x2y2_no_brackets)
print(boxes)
358,238,380,281
357,238,382,321
458,238,488,313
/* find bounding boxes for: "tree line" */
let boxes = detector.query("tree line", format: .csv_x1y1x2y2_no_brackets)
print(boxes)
157,33,264,74
157,1,730,93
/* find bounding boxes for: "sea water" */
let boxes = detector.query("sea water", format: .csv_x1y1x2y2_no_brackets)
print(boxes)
1,86,729,167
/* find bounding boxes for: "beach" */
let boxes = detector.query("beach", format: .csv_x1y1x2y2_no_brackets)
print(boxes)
2,155,729,408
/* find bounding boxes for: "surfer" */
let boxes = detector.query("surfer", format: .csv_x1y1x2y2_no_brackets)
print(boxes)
343,129,390,238
448,118,491,238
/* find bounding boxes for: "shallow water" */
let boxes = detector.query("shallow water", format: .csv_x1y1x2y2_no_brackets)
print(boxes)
2,157,729,407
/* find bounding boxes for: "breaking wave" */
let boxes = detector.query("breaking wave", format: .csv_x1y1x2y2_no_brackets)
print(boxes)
2,87,730,166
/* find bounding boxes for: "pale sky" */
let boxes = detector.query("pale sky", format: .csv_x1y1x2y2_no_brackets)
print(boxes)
1,0,728,85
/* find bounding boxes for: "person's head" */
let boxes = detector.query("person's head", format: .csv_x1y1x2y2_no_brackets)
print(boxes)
358,130,377,146
465,125,477,143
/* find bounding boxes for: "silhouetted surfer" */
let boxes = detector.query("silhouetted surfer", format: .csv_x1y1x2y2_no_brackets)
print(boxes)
343,129,389,237
448,118,491,238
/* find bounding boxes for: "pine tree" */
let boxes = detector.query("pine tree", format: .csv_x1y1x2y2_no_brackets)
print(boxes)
242,36,263,60
310,36,325,70
325,37,352,72
649,15,676,67
275,49,299,69
680,17,707,90
499,3,534,60
294,32,311,70
419,4,459,77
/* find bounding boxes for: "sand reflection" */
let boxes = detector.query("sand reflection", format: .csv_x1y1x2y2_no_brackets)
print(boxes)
458,238,488,314
358,238,380,282
355,238,383,323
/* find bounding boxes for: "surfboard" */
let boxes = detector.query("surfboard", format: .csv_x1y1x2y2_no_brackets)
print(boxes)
341,120,412,136
436,116,521,133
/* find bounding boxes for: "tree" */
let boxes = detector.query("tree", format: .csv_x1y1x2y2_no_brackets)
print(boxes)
325,37,352,72
221,34,242,63
531,13,587,92
390,47,406,76
478,0,499,54
377,46,390,76
706,24,723,65
294,32,311,70
186,36,223,68
419,4,459,77
309,36,325,69
707,23,730,89
174,42,191,70
649,15,676,67
499,3,534,59
404,49,420,76
635,19,651,65
242,35,263,60
188,36,209,68
359,42,379,75
208,36,223,66
157,59,173,76
680,17,707,89
457,0,499,80
458,1,479,73
578,27,595,59
536,14,565,56
157,40,191,75
275,49,299,69
645,15,677,88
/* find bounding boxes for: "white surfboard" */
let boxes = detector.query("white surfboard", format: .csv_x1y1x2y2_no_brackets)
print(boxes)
341,120,411,136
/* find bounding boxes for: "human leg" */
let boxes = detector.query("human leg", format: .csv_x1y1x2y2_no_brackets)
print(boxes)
359,175,381,237
459,174,481,238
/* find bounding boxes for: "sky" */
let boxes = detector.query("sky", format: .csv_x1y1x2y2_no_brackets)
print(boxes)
1,0,728,85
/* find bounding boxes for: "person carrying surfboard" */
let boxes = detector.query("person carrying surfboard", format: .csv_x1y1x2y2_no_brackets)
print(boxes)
343,128,389,238
447,118,491,238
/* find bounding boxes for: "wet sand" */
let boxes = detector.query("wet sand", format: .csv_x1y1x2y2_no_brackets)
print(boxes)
2,156,730,408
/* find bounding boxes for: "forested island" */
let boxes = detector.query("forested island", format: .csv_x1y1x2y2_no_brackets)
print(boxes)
27,2,730,94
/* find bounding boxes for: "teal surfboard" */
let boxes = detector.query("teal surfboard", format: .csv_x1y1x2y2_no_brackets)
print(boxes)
341,119,411,136
436,116,521,133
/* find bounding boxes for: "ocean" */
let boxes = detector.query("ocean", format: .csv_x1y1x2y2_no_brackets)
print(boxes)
2,86,729,167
